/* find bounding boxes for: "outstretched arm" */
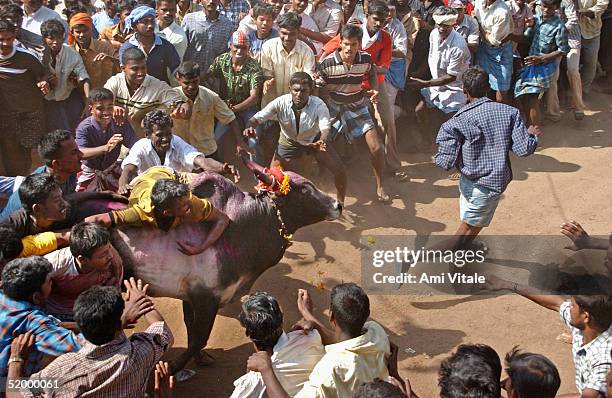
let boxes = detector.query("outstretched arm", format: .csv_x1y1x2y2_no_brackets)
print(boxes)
485,275,565,312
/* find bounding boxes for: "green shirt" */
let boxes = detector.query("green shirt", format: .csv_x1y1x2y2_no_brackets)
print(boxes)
208,52,263,106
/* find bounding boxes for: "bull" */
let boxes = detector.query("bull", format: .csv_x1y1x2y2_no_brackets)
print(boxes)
82,160,341,374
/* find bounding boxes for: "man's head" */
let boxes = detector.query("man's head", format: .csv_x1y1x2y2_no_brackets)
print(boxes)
118,0,135,24
329,283,370,338
41,19,66,54
291,0,308,14
354,379,406,398
433,7,457,40
230,30,250,63
175,61,201,99
568,295,612,332
22,0,44,14
156,0,177,26
502,347,560,398
201,0,219,15
341,0,358,22
122,47,148,87
277,12,301,51
253,3,275,37
69,12,93,47
0,19,16,57
439,344,501,398
74,285,124,345
339,24,362,63
2,257,52,306
70,222,114,273
19,173,69,222
133,8,156,38
366,1,389,34
88,88,115,129
38,129,83,174
540,0,561,19
104,0,118,17
462,66,490,99
289,71,312,109
449,0,466,21
0,4,24,31
239,291,284,351
143,109,173,153
151,178,192,218
266,0,284,17
0,226,23,270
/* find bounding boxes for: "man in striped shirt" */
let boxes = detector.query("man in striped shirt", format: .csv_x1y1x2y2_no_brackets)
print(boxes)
317,24,389,203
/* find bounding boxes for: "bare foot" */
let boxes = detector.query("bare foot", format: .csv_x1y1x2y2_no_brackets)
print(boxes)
377,187,391,203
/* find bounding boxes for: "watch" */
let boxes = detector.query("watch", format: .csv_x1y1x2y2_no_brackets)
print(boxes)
8,356,23,365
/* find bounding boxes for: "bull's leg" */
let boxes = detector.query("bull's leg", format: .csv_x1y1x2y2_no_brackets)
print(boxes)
171,294,220,373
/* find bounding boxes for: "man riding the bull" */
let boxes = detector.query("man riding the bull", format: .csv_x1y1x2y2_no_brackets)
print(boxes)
85,166,231,256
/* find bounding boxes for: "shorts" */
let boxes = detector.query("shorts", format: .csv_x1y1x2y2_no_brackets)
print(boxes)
328,100,376,142
276,136,319,160
459,175,501,227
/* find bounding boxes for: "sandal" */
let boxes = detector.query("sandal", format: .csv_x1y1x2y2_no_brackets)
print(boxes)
573,110,585,120
377,189,391,203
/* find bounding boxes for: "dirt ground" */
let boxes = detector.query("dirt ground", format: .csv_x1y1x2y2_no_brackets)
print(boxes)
138,89,612,397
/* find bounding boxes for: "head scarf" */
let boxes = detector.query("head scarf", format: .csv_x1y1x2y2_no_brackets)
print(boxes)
449,0,466,8
68,12,93,45
229,30,250,48
433,13,458,26
123,6,156,34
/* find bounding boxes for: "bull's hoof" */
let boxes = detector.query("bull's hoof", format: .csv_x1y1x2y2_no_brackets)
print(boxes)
175,369,197,383
194,350,215,366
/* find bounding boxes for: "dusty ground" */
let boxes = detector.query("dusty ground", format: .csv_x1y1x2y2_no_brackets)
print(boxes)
138,90,611,397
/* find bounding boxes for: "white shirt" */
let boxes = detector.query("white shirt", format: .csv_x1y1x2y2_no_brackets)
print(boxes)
122,135,204,173
156,21,188,59
254,94,330,146
455,14,480,45
474,0,514,46
386,17,408,58
577,0,609,39
45,44,90,101
21,5,65,36
230,331,325,398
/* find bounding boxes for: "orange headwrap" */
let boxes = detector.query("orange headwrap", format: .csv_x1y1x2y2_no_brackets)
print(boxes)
68,13,93,45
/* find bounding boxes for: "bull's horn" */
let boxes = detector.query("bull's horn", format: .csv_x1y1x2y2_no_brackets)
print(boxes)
240,155,275,186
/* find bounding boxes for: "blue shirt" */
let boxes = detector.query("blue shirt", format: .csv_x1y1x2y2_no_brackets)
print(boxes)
0,166,77,221
0,292,83,378
246,28,279,62
92,11,119,34
75,116,138,170
218,0,251,30
435,98,538,195
119,34,181,84
525,14,570,56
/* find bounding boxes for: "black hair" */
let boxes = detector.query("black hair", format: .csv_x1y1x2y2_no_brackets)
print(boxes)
354,378,406,398
462,66,490,98
118,0,135,13
175,61,200,79
88,87,114,105
455,344,502,381
277,11,301,30
38,129,72,165
64,4,88,21
40,18,65,38
1,257,52,301
253,2,275,18
74,285,124,345
439,344,501,398
433,5,457,17
143,109,173,135
239,291,284,351
0,4,24,22
505,347,560,398
330,283,370,337
156,0,176,6
367,0,389,16
18,173,60,213
151,179,190,212
340,23,363,40
0,226,23,267
122,46,146,65
540,0,561,6
137,0,156,8
574,295,612,330
69,222,111,259
289,71,313,88
0,17,16,32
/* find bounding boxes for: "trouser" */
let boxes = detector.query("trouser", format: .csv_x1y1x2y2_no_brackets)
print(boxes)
373,83,401,171
546,48,586,117
580,35,601,94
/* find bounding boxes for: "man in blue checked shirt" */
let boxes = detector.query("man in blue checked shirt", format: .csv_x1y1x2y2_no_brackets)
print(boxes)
435,67,541,248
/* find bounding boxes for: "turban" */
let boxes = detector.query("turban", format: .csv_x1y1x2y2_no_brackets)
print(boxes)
433,13,458,26
229,31,250,48
124,6,156,34
68,13,93,45
449,0,467,8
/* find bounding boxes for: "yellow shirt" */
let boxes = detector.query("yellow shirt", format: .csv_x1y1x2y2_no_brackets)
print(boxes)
110,166,213,229
72,38,118,89
294,321,390,398
19,232,58,257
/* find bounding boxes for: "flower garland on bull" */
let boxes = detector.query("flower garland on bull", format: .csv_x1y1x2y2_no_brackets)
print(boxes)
254,166,293,247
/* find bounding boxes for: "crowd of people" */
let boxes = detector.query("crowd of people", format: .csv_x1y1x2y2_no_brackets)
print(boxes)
0,0,611,394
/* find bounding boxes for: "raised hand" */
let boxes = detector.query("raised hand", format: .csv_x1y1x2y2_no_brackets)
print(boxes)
560,221,590,251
